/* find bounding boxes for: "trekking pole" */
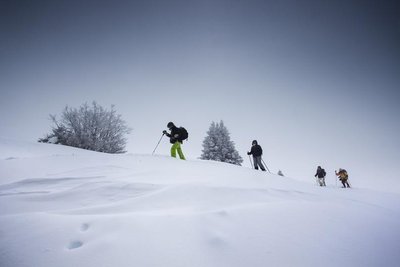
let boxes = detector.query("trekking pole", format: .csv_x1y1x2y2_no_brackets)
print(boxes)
248,155,253,169
152,133,165,155
261,158,271,173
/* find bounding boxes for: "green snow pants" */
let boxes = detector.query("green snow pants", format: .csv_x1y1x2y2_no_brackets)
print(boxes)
171,141,185,160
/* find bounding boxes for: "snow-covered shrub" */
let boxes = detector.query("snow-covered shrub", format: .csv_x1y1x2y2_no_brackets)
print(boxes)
39,102,131,153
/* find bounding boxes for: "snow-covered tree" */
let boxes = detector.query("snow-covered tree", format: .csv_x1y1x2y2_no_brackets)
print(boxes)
39,102,131,153
200,120,243,166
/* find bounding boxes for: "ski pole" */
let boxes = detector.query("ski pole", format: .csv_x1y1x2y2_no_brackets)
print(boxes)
152,133,165,155
335,174,338,188
248,155,253,169
261,158,271,173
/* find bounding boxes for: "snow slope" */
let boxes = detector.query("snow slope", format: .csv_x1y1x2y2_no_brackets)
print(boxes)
0,138,399,267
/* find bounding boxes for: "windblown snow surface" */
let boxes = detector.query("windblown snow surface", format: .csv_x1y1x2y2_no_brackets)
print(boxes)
0,138,399,267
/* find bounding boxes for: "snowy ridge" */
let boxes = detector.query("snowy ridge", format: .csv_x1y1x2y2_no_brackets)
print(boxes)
0,139,399,267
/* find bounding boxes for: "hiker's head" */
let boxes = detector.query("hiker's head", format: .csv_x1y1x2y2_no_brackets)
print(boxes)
252,140,258,146
167,122,175,129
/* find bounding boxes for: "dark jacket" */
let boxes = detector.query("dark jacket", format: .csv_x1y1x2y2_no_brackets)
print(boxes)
248,144,263,157
315,168,326,178
165,126,182,144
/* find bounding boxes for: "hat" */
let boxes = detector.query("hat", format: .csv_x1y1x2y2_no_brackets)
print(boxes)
167,122,175,129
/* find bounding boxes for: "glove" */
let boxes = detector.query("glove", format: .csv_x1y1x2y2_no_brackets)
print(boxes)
247,152,251,155
162,130,167,134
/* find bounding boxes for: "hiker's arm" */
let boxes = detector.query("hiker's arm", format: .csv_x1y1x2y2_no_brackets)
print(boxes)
163,130,171,137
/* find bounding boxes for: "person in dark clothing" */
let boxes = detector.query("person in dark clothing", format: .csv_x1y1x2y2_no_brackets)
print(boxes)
163,122,185,160
247,140,266,171
314,166,326,186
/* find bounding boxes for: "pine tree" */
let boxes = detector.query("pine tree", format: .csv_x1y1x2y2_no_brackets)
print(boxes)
200,120,243,166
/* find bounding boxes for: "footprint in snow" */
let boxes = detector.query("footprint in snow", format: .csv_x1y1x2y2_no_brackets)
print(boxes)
67,224,90,250
208,235,227,247
216,210,229,217
67,241,83,250
80,223,90,232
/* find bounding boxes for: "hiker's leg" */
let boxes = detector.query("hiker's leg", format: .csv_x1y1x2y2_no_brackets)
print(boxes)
171,142,178,158
257,157,266,171
253,156,258,169
176,142,186,160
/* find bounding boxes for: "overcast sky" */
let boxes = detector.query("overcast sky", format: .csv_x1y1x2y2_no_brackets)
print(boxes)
1,0,399,190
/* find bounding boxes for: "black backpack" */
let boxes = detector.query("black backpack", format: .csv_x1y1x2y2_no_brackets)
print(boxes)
178,127,188,142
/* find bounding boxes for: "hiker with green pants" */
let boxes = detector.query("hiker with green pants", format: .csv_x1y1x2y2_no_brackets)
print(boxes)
163,122,187,160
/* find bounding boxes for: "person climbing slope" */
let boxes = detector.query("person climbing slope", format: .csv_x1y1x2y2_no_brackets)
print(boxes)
314,166,326,186
163,122,187,160
247,140,266,171
335,168,350,188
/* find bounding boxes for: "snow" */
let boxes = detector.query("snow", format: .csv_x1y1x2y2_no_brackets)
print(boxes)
0,138,399,267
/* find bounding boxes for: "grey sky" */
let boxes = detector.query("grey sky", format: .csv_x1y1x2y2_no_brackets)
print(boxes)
1,0,399,191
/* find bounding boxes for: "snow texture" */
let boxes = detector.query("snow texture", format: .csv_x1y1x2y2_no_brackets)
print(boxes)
0,137,399,267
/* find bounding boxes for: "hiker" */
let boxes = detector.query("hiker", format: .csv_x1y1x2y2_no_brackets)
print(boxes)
335,168,350,188
314,166,326,186
162,122,186,160
247,140,266,171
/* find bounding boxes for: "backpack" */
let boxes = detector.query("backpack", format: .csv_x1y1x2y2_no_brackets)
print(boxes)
321,169,326,177
338,169,348,180
178,127,188,142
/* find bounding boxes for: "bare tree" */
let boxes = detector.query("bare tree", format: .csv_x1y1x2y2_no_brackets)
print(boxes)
39,102,131,153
